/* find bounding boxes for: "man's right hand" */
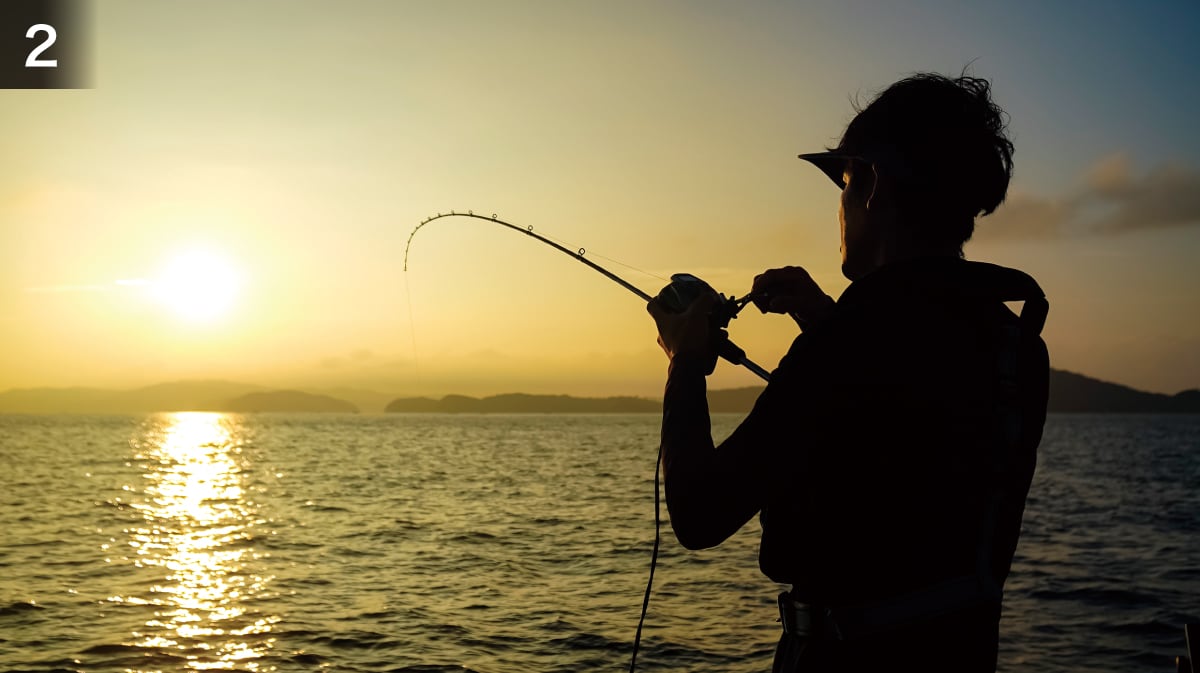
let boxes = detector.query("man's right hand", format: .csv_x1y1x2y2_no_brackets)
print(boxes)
646,291,722,374
750,266,835,329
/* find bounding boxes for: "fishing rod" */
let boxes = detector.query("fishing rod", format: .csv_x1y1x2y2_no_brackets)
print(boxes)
406,211,775,672
404,211,772,381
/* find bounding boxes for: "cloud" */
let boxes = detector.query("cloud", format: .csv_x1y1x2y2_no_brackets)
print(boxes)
319,348,381,370
976,192,1073,240
975,154,1200,242
1087,160,1200,233
318,350,409,372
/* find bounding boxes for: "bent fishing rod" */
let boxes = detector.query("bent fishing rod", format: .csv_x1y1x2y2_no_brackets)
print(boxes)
406,211,773,672
404,211,772,382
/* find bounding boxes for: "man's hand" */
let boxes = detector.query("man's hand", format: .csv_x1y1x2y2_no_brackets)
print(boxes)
751,266,835,329
646,291,722,374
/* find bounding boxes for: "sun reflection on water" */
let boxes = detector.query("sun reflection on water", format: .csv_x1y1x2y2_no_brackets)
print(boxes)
122,412,276,671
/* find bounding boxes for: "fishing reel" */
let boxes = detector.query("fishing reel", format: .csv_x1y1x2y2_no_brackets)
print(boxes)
654,273,751,327
654,273,764,373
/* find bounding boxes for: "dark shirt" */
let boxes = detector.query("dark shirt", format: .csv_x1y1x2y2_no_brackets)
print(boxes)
660,258,1049,649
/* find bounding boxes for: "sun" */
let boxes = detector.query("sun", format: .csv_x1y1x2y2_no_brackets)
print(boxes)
152,248,241,324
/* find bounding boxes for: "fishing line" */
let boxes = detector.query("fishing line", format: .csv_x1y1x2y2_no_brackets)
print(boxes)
405,211,770,672
535,228,669,284
628,442,663,673
402,271,423,398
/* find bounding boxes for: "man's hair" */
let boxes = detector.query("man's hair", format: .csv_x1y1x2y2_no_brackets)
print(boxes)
837,73,1014,247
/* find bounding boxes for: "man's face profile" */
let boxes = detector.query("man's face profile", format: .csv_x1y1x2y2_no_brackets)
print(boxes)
838,160,877,281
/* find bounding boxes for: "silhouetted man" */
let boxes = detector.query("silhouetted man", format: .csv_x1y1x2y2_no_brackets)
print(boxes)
647,73,1050,672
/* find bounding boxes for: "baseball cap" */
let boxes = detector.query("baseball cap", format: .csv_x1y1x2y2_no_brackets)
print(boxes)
799,144,932,192
797,151,858,189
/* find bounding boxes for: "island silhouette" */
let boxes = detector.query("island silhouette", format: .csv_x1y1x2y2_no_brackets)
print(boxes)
225,390,359,414
0,369,1196,414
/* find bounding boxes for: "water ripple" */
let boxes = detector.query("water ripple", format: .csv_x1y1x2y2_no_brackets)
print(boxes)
1,413,1196,672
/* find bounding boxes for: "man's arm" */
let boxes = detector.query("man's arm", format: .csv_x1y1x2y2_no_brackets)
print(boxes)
658,341,812,550
648,267,831,550
659,354,756,549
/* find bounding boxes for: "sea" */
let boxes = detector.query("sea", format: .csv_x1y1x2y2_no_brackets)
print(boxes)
0,413,1196,673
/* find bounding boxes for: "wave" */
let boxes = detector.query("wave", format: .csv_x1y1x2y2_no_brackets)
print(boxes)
1030,586,1163,609
387,666,487,673
3,414,1195,673
307,631,402,650
302,502,352,512
0,601,45,617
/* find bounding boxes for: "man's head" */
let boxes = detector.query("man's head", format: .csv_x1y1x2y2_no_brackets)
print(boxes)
801,73,1014,279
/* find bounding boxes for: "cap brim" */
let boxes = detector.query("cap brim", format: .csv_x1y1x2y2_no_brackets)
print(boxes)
798,152,852,189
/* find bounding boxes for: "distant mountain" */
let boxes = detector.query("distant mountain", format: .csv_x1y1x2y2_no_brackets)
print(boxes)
694,371,1200,414
385,393,660,414
703,372,1200,414
0,380,354,414
383,369,1200,415
2,369,1198,414
0,380,262,414
316,387,402,414
1048,370,1200,413
122,380,266,411
707,387,764,413
225,390,358,413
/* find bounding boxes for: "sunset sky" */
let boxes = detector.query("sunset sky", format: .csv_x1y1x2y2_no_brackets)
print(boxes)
2,0,1198,398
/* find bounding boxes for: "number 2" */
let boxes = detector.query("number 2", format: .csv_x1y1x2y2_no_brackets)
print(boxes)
26,23,58,68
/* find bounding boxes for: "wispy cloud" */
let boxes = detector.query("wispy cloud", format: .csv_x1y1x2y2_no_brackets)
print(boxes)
1084,156,1200,233
319,349,382,370
976,154,1200,241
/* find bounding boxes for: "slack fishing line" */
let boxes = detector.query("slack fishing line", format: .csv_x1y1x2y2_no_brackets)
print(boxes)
404,211,772,672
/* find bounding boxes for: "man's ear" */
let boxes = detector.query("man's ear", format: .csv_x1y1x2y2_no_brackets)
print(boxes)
865,162,882,210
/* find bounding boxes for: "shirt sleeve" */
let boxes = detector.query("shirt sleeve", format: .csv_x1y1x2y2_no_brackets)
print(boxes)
659,336,811,550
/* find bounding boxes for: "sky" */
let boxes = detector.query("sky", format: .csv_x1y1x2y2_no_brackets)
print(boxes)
1,0,1198,398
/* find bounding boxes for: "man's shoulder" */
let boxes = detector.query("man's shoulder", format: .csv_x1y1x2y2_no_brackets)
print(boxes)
841,258,1044,305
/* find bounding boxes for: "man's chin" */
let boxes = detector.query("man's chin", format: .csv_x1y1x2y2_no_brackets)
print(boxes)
841,259,866,282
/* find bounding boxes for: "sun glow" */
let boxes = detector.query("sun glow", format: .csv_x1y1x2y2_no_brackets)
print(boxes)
153,249,241,323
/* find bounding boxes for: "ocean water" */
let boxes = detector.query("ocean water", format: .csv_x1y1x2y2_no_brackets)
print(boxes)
0,412,1196,673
